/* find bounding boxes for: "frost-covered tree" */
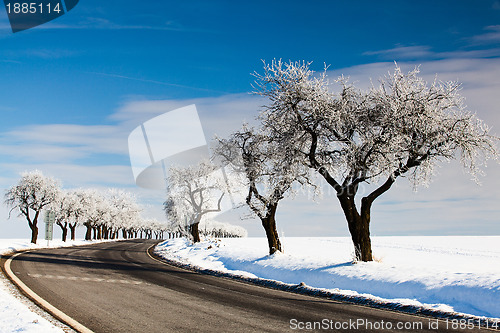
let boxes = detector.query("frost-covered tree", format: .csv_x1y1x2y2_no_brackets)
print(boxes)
164,196,191,238
216,126,310,254
165,160,225,243
68,189,95,240
255,60,498,261
51,190,77,242
76,189,110,240
5,170,60,244
106,189,142,240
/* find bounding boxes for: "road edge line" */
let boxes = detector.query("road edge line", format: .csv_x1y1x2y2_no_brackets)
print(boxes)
3,251,94,333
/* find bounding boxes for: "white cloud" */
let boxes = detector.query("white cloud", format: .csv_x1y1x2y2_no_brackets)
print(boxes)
111,93,264,139
470,25,500,45
0,124,128,162
0,163,135,188
363,45,433,60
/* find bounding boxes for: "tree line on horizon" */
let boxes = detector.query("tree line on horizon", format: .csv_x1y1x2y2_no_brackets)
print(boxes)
3,170,246,244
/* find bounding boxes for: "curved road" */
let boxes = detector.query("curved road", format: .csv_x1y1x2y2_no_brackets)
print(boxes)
3,240,490,332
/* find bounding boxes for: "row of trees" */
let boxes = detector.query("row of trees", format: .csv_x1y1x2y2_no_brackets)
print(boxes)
4,170,168,244
165,61,497,261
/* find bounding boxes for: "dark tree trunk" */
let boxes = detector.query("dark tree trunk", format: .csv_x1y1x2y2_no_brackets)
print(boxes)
30,225,38,244
84,223,92,241
28,211,41,244
190,223,201,243
261,203,282,255
61,226,68,242
69,223,77,241
122,229,127,239
57,222,68,242
102,226,108,240
338,194,373,262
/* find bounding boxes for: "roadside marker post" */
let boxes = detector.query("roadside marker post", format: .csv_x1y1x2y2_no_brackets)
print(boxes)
44,210,55,246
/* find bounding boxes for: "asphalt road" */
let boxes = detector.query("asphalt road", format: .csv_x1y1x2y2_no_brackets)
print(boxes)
4,239,491,333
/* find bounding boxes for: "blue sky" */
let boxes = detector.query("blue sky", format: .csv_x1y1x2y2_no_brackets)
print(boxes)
1,0,499,238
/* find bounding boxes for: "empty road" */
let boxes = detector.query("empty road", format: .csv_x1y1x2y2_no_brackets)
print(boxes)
3,239,491,332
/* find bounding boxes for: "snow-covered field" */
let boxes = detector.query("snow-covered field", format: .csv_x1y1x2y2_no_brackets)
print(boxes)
0,239,112,333
155,236,500,321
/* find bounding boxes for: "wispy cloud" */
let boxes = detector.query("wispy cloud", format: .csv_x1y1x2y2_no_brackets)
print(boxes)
364,44,500,61
0,59,22,64
111,93,263,138
0,124,128,163
469,25,500,45
33,16,190,32
363,45,433,60
0,93,263,191
0,162,135,188
364,24,500,62
89,72,229,94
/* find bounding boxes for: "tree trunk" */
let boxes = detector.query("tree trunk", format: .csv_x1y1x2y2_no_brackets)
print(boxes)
30,225,38,244
57,222,68,242
102,226,108,240
190,223,201,243
261,203,282,255
62,227,68,242
338,194,373,262
69,223,77,241
85,223,92,241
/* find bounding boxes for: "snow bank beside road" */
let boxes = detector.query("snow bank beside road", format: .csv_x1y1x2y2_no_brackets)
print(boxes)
0,239,113,333
155,236,500,320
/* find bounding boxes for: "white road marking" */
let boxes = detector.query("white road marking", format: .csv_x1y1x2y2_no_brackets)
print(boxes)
27,273,143,285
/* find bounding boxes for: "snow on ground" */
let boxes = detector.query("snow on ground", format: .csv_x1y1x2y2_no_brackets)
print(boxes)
155,236,500,320
0,239,112,333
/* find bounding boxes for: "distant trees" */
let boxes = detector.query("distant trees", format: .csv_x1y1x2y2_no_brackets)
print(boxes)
199,220,247,238
52,190,76,242
5,170,60,244
4,171,168,242
252,60,498,261
106,189,142,240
